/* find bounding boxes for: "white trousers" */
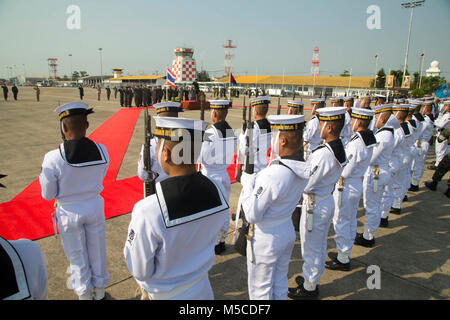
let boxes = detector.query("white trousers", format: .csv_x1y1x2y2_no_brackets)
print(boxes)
435,137,447,166
332,180,362,256
202,170,231,245
247,232,295,300
57,196,109,296
380,178,395,218
300,195,334,286
363,167,390,236
411,141,430,183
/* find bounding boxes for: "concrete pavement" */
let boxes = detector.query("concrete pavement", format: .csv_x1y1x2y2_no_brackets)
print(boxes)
0,87,448,300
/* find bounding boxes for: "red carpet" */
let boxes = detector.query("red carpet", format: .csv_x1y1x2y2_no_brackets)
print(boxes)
0,107,242,240
0,108,142,240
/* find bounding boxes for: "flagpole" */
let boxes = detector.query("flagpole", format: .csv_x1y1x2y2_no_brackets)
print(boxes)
419,51,424,89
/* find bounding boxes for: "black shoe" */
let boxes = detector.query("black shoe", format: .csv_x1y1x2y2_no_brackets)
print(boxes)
288,283,319,300
425,181,438,191
214,242,226,255
390,207,401,215
444,187,450,198
325,252,350,271
403,195,408,202
408,184,419,192
295,275,305,287
379,217,389,228
427,165,437,170
354,233,375,248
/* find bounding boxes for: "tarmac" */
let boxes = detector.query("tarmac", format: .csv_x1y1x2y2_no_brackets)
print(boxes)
0,86,449,300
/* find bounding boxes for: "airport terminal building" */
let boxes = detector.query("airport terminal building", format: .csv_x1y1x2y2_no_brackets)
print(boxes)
213,75,388,97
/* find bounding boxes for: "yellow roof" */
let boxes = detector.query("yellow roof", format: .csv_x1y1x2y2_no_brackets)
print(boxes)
109,75,166,81
216,75,373,88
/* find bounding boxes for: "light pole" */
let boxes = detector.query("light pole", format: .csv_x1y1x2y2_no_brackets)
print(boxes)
374,54,379,85
401,1,425,78
69,54,73,81
98,48,103,86
419,52,424,88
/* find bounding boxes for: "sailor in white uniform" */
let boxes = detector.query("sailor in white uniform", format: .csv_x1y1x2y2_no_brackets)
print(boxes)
326,108,377,270
286,100,304,115
288,107,348,299
330,96,352,146
238,96,272,173
1,236,48,300
390,104,415,214
373,94,386,107
124,117,228,300
303,98,325,158
137,102,183,184
359,95,371,109
239,114,310,300
39,101,109,300
434,101,450,167
410,100,430,191
356,104,395,247
379,108,403,227
198,100,237,254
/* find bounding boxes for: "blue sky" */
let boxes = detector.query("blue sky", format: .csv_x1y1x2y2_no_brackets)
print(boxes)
1,0,449,79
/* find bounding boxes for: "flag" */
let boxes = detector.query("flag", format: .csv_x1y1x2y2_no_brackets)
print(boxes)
229,73,237,86
385,75,394,88
401,75,411,89
420,53,424,59
166,68,176,88
435,83,450,99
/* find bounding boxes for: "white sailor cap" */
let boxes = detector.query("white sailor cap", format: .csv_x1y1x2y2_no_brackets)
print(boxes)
374,94,386,99
55,101,93,120
330,96,344,102
392,104,410,112
209,100,231,109
410,99,423,106
250,96,271,107
268,114,305,131
316,107,346,121
350,107,375,120
154,116,209,141
360,95,371,99
443,100,450,105
374,104,393,114
154,102,183,114
422,101,433,107
408,104,417,111
287,100,304,108
310,98,325,106
343,96,354,102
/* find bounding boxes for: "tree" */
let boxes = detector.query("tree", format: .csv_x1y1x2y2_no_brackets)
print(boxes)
72,71,80,81
79,71,89,78
196,71,210,82
340,70,350,77
419,76,446,94
375,68,386,88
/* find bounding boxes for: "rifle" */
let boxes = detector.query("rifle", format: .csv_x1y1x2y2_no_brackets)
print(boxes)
143,108,157,197
235,97,247,181
277,96,281,115
234,101,255,260
244,100,254,175
200,94,205,121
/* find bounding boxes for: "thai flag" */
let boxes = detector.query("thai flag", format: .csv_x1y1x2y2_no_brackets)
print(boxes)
166,68,176,88
230,72,237,86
